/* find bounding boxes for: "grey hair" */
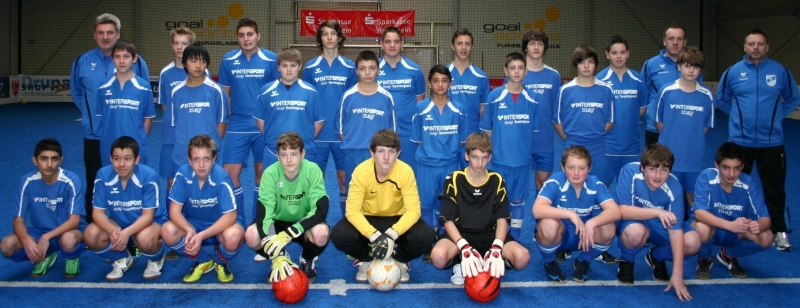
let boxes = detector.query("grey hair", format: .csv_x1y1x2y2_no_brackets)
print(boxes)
95,13,121,31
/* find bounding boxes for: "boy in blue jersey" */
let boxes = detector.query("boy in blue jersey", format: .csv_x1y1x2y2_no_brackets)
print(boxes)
303,21,357,218
521,29,562,191
162,135,245,283
448,28,489,136
431,132,529,285
533,146,620,283
97,41,155,167
170,44,228,170
0,138,85,278
254,48,324,169
71,13,149,224
598,36,648,181
481,52,540,239
378,26,426,170
411,65,467,234
692,142,773,279
655,46,714,210
716,29,799,251
84,137,168,280
218,18,280,230
615,144,699,301
334,50,396,194
642,23,693,146
555,45,615,186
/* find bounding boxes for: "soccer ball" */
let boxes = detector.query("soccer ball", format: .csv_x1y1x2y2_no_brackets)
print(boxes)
367,259,402,291
272,270,309,304
464,271,501,303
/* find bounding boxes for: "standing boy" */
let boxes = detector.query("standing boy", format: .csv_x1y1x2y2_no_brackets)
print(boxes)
448,28,490,135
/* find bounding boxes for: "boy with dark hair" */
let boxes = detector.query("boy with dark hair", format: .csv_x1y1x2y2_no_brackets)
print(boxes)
97,40,155,167
161,135,245,283
430,132,529,285
448,28,490,135
533,145,620,284
692,142,773,279
0,139,85,278
615,143,699,301
655,46,714,209
245,132,329,282
480,52,540,239
84,136,168,280
303,21,357,218
330,129,435,283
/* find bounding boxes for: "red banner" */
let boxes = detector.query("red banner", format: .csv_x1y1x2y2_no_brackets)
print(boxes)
300,10,415,37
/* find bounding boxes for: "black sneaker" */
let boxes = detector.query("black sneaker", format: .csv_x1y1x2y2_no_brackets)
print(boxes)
645,248,669,282
617,260,634,285
716,248,747,278
695,257,713,280
556,251,571,263
543,261,566,283
300,256,318,283
572,259,591,283
595,251,622,264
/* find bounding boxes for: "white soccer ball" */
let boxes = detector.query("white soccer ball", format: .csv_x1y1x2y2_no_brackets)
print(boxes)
367,259,402,291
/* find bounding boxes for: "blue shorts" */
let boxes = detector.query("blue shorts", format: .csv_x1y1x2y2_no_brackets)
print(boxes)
617,219,695,247
314,141,345,172
605,155,639,183
672,171,700,193
222,132,264,164
557,220,581,252
531,151,555,173
398,136,417,173
489,162,530,201
262,147,278,171
343,149,372,192
159,144,179,178
417,162,460,210
186,216,245,246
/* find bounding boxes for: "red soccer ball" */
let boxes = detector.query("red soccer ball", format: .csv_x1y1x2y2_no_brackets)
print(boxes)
464,271,501,303
272,270,309,304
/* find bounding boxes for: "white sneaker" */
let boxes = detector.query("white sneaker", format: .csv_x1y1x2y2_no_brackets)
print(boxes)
775,232,793,251
399,262,410,283
355,260,370,282
253,254,268,262
106,255,133,281
450,264,464,285
143,256,164,279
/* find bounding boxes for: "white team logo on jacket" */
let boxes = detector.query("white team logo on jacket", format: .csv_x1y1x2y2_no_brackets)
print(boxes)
766,75,777,87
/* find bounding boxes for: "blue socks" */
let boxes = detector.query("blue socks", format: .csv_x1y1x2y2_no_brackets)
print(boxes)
62,243,85,259
233,186,245,222
139,240,166,262
339,193,347,218
538,242,560,264
579,243,610,262
93,242,129,261
215,244,241,264
619,241,644,263
509,201,524,239
169,237,212,263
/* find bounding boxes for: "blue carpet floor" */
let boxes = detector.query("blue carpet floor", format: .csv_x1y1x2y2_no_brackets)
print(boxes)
0,102,798,307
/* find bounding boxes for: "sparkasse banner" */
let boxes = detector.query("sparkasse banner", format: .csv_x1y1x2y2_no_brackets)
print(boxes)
300,10,415,37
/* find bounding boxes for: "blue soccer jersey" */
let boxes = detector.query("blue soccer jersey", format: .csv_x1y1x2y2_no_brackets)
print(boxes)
16,168,84,231
377,57,426,136
158,63,209,145
170,77,228,166
692,168,769,221
538,172,614,222
169,163,238,224
597,67,649,155
448,63,490,134
335,86,396,151
616,162,684,230
253,80,324,157
555,79,616,146
217,48,280,133
96,76,156,166
655,81,714,172
480,87,540,167
521,66,562,153
71,48,150,140
92,164,166,228
410,98,467,166
302,55,357,142
641,50,704,133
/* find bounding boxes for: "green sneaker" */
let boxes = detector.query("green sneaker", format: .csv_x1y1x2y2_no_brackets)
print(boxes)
64,257,80,278
31,252,57,278
183,259,216,283
216,262,234,283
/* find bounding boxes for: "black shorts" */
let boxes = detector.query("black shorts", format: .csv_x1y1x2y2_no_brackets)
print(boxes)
440,231,516,254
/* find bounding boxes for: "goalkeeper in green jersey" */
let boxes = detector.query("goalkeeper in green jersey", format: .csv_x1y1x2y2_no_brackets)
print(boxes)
244,132,330,283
